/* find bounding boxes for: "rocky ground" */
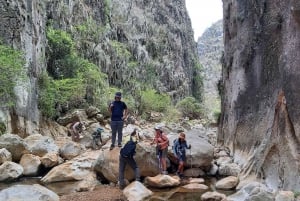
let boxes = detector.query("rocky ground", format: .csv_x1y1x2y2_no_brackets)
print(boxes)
60,185,126,201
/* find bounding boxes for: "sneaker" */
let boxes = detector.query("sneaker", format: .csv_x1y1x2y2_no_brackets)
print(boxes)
118,143,122,147
162,171,168,175
110,144,115,150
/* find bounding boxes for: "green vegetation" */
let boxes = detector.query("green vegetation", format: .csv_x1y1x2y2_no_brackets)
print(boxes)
140,89,171,115
192,60,204,101
176,96,204,119
110,40,131,59
0,42,25,107
73,17,108,47
0,122,6,135
39,27,111,118
294,191,300,198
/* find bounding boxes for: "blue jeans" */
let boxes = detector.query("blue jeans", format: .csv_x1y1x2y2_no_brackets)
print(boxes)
119,155,140,186
111,120,124,145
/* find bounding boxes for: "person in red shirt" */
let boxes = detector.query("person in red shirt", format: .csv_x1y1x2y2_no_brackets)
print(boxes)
151,125,169,174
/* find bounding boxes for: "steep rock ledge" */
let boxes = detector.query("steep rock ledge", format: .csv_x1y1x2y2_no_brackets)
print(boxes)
0,0,199,135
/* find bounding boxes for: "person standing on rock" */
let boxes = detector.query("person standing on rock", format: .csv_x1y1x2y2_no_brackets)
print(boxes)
151,125,169,175
119,129,140,189
173,132,191,178
108,92,128,150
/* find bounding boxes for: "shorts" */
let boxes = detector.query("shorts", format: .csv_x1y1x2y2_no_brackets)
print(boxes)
157,148,168,159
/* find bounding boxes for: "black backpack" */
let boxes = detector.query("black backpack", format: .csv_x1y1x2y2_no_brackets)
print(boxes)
120,138,136,158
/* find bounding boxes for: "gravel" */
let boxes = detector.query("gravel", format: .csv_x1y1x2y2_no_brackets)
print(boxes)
60,185,126,201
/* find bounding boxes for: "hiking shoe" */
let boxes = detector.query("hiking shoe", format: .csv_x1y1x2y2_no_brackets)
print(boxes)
162,171,168,175
110,144,115,150
118,143,122,147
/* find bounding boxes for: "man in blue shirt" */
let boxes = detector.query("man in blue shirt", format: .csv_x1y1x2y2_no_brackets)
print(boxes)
108,92,128,150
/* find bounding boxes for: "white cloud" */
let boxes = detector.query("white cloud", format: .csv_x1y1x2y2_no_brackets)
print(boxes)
185,0,223,40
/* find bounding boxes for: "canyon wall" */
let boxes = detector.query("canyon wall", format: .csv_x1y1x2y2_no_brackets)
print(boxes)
0,0,199,135
220,0,300,190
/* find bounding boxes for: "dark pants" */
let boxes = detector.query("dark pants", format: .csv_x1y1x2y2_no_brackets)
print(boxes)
119,155,140,187
111,121,124,145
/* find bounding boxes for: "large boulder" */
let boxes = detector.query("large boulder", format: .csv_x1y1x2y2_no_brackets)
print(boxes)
123,181,153,201
144,174,180,188
0,161,23,181
0,184,59,201
41,150,100,184
24,134,59,157
0,148,12,164
60,141,83,160
215,176,239,190
201,191,227,201
227,182,274,201
0,134,29,161
169,129,214,168
40,152,61,168
93,141,162,183
19,154,41,176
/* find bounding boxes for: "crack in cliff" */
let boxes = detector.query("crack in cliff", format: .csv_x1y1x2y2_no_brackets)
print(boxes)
241,90,300,186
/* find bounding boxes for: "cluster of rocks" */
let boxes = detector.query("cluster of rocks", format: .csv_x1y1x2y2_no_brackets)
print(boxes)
1,108,299,201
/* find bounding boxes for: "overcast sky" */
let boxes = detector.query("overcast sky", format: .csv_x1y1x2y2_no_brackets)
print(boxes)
185,0,223,40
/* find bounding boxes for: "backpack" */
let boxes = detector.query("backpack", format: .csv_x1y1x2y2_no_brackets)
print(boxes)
120,138,136,158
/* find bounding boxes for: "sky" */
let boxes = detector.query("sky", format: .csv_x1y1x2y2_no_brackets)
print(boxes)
185,0,223,40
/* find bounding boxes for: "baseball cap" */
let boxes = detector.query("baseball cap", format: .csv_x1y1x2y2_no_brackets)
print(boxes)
115,92,122,98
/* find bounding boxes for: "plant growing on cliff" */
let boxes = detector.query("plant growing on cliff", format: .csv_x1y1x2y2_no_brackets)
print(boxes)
46,27,74,79
176,96,204,119
0,43,25,107
0,122,6,135
192,61,204,102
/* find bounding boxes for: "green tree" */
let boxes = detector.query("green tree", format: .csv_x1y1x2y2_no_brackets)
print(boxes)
176,96,204,119
0,43,25,107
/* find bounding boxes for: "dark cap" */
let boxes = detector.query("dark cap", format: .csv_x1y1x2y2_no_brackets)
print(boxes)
115,92,122,98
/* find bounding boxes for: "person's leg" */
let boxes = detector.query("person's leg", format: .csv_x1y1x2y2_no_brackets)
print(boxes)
74,131,80,142
117,121,124,146
161,148,168,174
110,121,117,149
118,156,126,189
127,158,140,181
179,161,184,174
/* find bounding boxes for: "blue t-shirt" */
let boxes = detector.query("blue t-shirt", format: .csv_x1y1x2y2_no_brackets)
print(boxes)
110,101,127,121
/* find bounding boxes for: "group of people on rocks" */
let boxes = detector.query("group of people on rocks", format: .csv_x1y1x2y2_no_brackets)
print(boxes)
69,92,191,189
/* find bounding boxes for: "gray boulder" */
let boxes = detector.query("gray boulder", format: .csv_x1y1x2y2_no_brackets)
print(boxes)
0,184,59,201
0,134,28,161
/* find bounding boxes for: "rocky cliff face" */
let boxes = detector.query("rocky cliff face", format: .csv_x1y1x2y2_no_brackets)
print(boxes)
0,0,199,135
197,20,223,121
0,1,46,136
220,0,300,190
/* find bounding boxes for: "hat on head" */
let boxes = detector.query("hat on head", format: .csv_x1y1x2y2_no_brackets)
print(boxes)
115,92,122,98
154,125,161,130
179,132,185,140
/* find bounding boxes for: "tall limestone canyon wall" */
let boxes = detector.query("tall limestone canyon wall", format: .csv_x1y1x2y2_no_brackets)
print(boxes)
220,0,300,190
0,0,199,135
0,1,46,136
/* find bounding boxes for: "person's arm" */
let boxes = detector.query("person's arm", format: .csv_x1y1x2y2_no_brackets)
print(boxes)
186,141,191,149
108,101,113,114
150,134,157,145
123,108,128,120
